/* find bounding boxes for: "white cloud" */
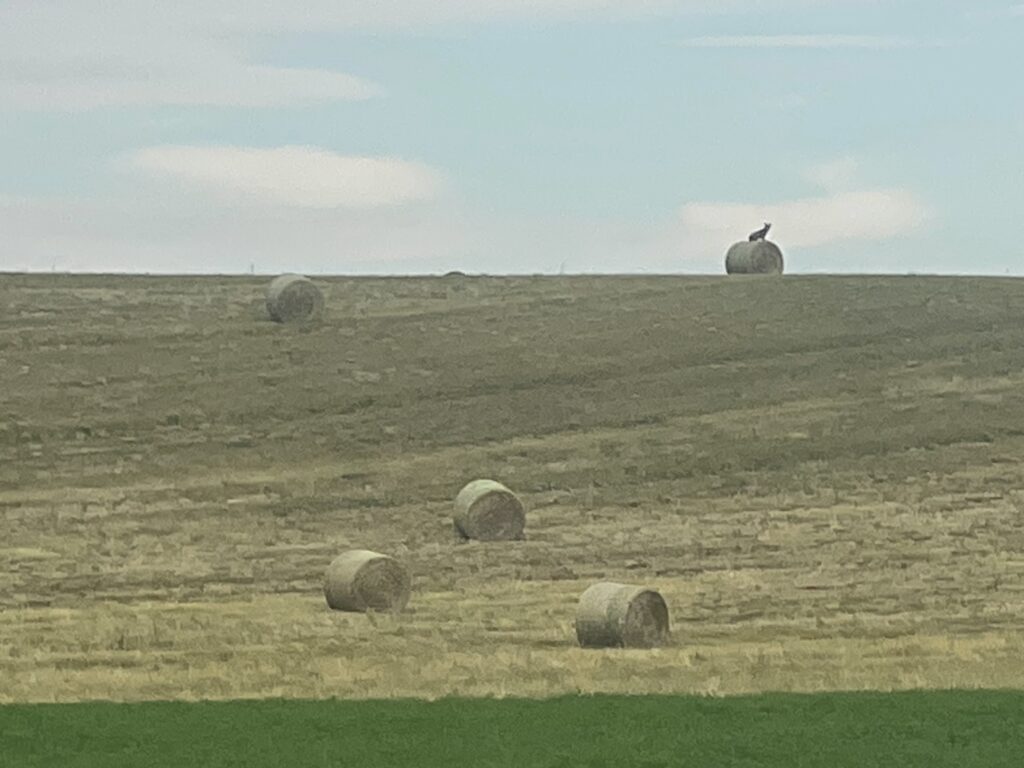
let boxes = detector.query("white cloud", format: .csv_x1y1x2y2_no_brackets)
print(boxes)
0,2,923,109
0,63,380,110
175,0,684,30
159,1,904,31
127,146,444,209
672,158,931,261
681,35,946,49
0,180,935,276
0,3,383,110
678,188,931,254
0,1,889,42
0,1,729,38
0,194,474,274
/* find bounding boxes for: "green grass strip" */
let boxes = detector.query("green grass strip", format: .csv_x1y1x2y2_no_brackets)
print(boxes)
2,691,1023,767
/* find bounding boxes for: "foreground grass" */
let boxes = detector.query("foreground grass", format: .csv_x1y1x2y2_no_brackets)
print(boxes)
2,691,1023,767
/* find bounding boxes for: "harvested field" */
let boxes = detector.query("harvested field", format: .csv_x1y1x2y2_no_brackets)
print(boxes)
4,273,1024,702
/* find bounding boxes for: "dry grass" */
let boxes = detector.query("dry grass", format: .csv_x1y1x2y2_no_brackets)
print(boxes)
3,273,1024,702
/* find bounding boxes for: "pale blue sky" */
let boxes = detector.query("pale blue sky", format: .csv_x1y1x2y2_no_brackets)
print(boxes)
1,1,1021,274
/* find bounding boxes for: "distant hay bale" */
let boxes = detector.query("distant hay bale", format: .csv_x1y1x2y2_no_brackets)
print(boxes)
725,241,784,275
323,550,411,613
265,274,324,323
453,479,526,541
575,582,670,649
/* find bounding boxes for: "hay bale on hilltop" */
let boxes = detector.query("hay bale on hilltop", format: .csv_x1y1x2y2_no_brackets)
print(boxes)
575,581,670,649
725,241,784,275
323,550,411,613
453,479,526,541
265,274,324,323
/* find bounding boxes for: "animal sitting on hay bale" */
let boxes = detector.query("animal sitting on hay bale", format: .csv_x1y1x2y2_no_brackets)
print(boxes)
265,274,324,323
453,479,526,541
725,229,784,275
323,549,411,613
575,581,670,648
748,222,771,241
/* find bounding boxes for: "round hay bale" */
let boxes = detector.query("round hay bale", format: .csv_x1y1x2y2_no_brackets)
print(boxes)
265,274,324,323
725,240,784,275
323,549,411,613
574,581,670,649
453,479,525,541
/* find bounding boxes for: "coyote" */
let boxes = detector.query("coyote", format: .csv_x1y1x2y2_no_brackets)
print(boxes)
748,222,771,242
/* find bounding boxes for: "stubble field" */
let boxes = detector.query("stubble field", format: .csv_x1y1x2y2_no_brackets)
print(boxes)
3,272,1024,703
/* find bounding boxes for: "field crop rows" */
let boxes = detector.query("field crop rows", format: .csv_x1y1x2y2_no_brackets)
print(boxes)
3,274,1024,702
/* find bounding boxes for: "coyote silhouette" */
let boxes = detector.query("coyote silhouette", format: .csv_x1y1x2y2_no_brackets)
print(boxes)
748,222,771,242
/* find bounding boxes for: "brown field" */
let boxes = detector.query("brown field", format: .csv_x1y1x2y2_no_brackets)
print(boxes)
3,272,1024,703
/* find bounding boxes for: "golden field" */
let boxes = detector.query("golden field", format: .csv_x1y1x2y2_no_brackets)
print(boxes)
3,272,1024,702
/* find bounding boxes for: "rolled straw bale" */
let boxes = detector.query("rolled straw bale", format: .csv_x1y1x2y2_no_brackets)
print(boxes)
265,274,324,323
575,581,670,649
453,479,525,541
323,549,411,613
725,240,784,275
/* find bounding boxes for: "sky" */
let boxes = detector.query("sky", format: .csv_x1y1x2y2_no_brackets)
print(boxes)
1,1,1021,275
